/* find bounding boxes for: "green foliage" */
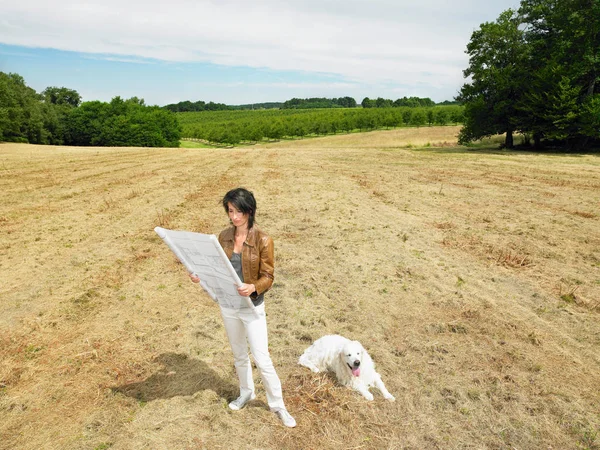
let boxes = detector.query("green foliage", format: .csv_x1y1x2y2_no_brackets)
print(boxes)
231,102,283,110
458,9,525,148
434,108,449,125
0,72,46,143
163,100,230,112
362,96,437,109
282,97,357,109
580,94,600,139
394,96,436,107
65,96,181,147
361,97,376,108
42,86,81,107
410,110,427,127
438,100,462,106
376,97,393,108
0,71,462,149
1,72,179,147
530,74,581,142
0,72,82,144
458,97,496,145
164,95,442,115
178,105,463,144
459,0,600,149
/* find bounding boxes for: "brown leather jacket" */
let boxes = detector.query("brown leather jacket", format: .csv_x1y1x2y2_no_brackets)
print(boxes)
218,226,274,297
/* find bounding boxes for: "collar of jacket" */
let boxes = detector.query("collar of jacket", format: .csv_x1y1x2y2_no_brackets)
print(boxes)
220,226,258,247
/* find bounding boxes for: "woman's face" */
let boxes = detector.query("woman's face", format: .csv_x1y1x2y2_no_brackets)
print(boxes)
227,202,249,228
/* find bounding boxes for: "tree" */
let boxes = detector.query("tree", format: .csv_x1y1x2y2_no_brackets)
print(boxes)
361,97,375,108
267,120,284,139
518,0,600,147
426,109,434,126
338,96,357,108
375,97,392,108
42,87,81,107
382,112,397,129
0,72,24,141
163,99,228,112
580,94,600,139
410,110,427,127
64,97,181,147
457,9,526,148
281,97,356,109
459,0,600,149
39,87,81,144
434,108,449,125
518,65,582,146
449,106,464,124
520,0,599,98
0,72,50,143
63,100,106,145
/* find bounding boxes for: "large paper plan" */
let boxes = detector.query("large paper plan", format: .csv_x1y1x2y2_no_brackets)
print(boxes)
155,227,256,312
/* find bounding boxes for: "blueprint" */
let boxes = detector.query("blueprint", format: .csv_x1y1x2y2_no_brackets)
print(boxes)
155,227,256,312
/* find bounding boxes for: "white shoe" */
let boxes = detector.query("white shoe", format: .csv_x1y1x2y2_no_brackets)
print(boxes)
228,392,256,411
275,408,297,428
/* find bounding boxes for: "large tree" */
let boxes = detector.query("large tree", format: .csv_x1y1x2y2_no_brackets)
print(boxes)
457,9,526,148
459,0,600,149
518,0,600,147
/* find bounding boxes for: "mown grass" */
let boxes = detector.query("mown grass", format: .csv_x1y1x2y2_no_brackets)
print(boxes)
1,127,599,449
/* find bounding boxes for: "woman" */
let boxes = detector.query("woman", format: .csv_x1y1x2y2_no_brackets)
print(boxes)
190,187,296,428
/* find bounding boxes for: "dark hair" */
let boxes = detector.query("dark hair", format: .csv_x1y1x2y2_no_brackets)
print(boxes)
222,187,257,228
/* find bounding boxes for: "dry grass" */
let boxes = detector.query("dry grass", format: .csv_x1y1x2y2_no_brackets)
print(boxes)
1,127,599,449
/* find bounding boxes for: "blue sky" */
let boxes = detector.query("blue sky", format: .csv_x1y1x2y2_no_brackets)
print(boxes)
0,0,521,107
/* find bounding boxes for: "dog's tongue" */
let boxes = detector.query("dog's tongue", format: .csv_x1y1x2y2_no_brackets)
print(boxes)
352,367,360,377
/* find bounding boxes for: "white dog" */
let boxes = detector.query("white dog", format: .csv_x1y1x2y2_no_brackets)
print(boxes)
298,334,395,401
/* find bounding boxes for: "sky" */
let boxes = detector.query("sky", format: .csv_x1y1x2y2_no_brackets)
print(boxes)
0,0,521,107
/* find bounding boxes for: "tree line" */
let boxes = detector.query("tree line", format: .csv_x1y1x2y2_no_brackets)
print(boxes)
361,96,437,108
166,96,451,112
232,102,283,110
66,97,181,147
282,97,357,109
1,71,461,148
179,105,464,145
458,0,599,149
0,72,181,147
163,100,231,113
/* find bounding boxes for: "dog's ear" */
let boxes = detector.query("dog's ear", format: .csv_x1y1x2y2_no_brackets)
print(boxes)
338,347,346,364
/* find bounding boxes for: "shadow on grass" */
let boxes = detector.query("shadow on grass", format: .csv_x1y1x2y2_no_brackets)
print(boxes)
112,352,238,402
411,145,600,158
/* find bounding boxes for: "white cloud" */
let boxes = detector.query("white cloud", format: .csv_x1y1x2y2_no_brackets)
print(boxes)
0,0,520,99
196,80,359,90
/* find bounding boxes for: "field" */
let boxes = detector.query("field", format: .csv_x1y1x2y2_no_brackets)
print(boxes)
1,126,599,449
177,106,463,144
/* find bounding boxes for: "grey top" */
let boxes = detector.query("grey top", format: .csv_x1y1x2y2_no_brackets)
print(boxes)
230,252,264,307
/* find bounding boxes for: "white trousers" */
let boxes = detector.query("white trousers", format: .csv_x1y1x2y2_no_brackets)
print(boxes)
219,303,285,411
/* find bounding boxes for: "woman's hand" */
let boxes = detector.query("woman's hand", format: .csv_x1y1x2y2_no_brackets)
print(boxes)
237,283,256,297
189,273,200,283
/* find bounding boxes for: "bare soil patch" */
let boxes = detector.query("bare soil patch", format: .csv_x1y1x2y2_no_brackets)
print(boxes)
1,127,599,449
